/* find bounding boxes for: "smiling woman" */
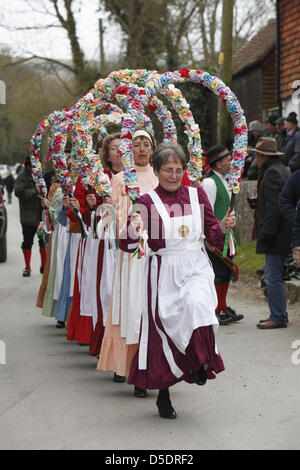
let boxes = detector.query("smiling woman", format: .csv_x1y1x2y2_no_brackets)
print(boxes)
119,142,236,420
151,142,186,193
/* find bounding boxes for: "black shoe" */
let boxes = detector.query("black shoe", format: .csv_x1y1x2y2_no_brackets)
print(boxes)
134,386,147,398
256,268,264,276
113,373,126,383
56,321,65,329
216,310,232,325
191,366,207,386
225,306,244,322
22,268,31,277
156,398,177,419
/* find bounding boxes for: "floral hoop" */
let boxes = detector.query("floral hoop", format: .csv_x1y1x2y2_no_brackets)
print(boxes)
76,77,177,200
102,69,202,184
160,69,248,190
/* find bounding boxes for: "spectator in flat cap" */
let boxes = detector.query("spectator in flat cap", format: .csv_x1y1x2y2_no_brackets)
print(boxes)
282,112,300,172
244,120,263,179
275,117,288,153
262,116,278,138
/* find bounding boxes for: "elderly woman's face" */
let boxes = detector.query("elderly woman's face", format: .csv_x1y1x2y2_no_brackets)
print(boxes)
155,156,184,192
133,137,153,166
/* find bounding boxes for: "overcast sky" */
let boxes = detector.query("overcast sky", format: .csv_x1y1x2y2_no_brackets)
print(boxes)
0,0,276,66
0,0,122,63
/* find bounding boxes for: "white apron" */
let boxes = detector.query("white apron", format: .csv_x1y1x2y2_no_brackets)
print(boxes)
110,170,158,344
97,219,117,327
53,224,70,300
80,226,100,327
138,187,219,377
69,233,81,297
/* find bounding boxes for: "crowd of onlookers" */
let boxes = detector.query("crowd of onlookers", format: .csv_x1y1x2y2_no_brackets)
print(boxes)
243,111,300,180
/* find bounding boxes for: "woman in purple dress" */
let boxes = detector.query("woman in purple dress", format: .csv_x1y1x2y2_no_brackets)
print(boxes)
119,143,236,419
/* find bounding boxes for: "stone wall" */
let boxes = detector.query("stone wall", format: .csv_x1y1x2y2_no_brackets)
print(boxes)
234,180,257,245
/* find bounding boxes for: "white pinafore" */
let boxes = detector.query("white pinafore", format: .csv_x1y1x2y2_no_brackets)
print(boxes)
138,186,219,378
80,226,100,328
96,217,117,327
53,224,69,301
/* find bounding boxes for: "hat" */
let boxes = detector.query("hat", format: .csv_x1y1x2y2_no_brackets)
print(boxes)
286,112,298,125
249,120,263,132
275,117,285,126
264,116,277,126
252,137,283,156
206,144,230,165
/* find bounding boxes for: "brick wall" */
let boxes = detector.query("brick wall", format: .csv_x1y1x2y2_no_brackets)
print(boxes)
261,46,278,111
279,0,300,100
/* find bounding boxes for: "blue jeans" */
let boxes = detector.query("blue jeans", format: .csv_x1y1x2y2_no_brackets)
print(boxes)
264,254,288,324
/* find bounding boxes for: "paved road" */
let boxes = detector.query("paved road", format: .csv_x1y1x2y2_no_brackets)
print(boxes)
1,195,300,450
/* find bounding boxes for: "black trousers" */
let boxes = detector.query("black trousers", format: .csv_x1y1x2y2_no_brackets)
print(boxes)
21,224,45,250
207,250,232,284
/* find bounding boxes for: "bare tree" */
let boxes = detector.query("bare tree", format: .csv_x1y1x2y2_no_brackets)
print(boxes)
0,0,99,94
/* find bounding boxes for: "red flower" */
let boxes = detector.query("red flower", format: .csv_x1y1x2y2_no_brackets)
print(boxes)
148,104,157,111
138,89,146,95
117,86,129,95
234,128,243,135
122,131,132,140
179,69,190,78
54,136,62,144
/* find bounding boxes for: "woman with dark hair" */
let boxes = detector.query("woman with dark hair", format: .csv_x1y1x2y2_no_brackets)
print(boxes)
283,112,300,172
119,142,236,419
66,133,123,345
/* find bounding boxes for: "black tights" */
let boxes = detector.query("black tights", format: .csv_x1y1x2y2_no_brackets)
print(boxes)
158,388,170,401
21,224,45,250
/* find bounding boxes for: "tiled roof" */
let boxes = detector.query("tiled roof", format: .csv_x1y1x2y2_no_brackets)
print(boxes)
233,19,276,74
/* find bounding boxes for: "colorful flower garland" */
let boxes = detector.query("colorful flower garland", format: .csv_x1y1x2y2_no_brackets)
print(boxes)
160,69,248,190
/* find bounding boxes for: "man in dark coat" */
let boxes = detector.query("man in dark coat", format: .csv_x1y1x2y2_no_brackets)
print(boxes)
282,112,300,172
291,200,300,267
279,169,300,224
279,169,300,269
3,170,14,203
14,156,46,276
252,138,291,329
